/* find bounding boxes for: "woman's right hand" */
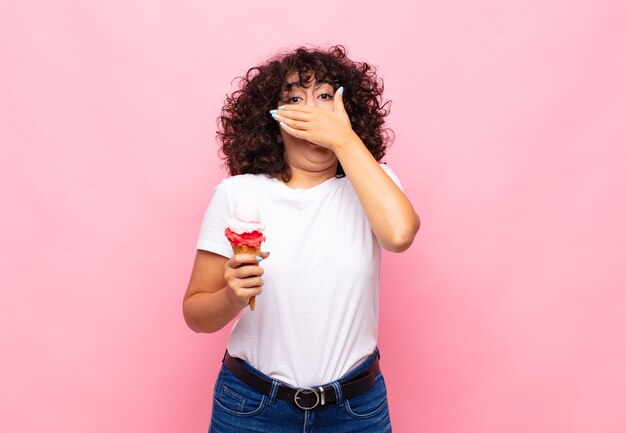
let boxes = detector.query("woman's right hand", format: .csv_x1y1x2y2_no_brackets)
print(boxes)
223,252,270,310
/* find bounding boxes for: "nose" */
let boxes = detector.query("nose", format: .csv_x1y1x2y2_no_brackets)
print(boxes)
304,93,333,110
305,94,316,107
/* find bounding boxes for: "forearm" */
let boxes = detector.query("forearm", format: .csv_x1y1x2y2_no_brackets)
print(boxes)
334,132,420,252
183,288,242,333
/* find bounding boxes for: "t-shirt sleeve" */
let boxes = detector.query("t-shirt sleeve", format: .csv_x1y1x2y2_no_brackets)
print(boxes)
196,180,233,258
379,163,404,192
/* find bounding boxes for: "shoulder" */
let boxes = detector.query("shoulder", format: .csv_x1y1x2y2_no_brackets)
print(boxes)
378,162,404,190
378,162,396,176
217,173,273,192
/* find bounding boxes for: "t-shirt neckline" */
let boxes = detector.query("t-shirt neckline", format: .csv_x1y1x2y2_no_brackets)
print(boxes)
267,175,340,195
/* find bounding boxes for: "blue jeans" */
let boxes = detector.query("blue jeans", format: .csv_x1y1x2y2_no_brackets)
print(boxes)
208,348,392,432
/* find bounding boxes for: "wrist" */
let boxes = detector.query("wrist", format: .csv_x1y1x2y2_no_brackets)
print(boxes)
333,130,362,156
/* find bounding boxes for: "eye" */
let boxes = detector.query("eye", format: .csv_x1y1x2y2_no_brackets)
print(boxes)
286,96,302,104
318,93,333,100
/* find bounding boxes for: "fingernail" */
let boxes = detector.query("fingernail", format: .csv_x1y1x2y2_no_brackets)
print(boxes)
279,121,286,128
269,109,277,114
278,105,285,110
271,113,280,120
338,86,344,95
256,256,263,262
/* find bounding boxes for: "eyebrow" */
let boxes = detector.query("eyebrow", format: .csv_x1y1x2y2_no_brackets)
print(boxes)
284,80,332,91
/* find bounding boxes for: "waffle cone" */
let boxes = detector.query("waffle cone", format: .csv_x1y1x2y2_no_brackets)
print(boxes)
230,243,261,311
231,245,261,256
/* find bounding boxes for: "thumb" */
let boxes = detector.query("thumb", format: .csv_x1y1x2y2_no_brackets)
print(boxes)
334,86,345,113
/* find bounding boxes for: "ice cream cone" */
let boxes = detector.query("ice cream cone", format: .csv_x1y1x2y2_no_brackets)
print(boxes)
225,205,266,312
231,244,260,311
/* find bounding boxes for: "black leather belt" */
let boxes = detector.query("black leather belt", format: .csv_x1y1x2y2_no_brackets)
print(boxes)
223,351,380,410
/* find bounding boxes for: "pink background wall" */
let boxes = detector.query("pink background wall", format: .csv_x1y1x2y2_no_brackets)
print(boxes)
2,1,625,432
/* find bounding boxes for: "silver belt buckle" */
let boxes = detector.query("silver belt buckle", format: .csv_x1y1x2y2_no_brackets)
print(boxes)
294,387,320,410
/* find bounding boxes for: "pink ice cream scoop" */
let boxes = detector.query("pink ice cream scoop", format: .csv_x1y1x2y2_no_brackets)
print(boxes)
225,205,266,249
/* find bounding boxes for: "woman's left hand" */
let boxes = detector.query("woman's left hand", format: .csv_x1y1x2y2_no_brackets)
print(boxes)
271,87,358,151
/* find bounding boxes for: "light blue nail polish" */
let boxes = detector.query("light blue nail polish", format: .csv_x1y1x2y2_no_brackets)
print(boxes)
280,121,286,128
256,256,263,262
269,109,277,114
272,113,280,120
278,105,285,110
338,86,344,95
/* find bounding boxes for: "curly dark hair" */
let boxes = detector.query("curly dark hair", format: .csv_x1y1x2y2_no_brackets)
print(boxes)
217,45,393,181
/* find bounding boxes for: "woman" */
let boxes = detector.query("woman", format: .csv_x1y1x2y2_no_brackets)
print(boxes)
183,45,419,432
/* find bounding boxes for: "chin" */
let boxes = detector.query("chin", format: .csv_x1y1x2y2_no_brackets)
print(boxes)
284,138,336,162
308,145,335,159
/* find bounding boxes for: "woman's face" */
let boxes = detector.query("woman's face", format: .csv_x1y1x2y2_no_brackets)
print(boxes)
276,72,338,173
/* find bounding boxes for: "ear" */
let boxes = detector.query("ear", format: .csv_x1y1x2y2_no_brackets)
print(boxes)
334,86,346,114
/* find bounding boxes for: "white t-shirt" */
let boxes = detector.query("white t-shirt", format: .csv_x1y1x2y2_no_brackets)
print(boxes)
196,163,403,387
